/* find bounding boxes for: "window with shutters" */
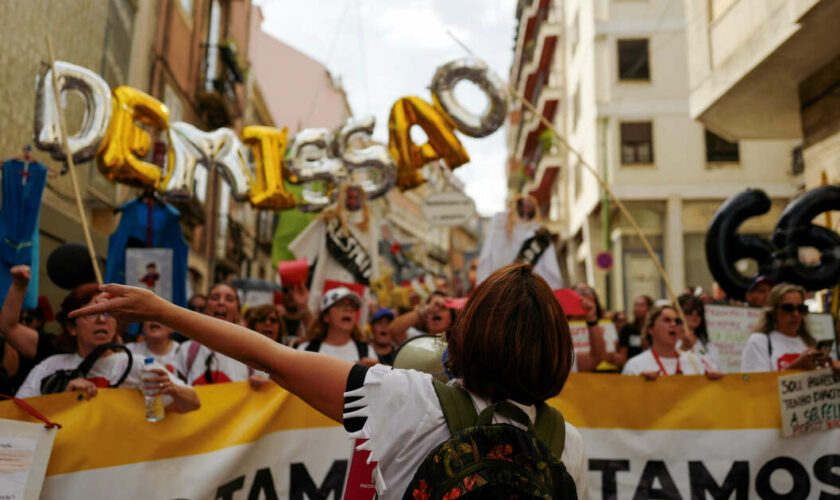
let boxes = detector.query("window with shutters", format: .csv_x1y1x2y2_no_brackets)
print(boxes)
620,122,654,164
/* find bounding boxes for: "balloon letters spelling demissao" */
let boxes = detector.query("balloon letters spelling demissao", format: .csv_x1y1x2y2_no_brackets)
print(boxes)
32,57,508,210
706,186,840,299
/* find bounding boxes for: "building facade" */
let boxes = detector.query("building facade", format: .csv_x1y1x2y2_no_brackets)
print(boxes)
507,0,801,311
0,0,285,306
684,0,840,194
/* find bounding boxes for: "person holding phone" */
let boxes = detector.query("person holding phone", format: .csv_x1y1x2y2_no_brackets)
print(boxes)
741,283,840,373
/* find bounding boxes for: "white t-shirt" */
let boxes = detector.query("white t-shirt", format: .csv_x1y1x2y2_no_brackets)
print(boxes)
16,351,186,402
288,212,379,326
127,341,183,379
475,212,563,289
176,340,253,386
622,349,713,375
297,339,378,363
740,331,811,372
343,365,588,499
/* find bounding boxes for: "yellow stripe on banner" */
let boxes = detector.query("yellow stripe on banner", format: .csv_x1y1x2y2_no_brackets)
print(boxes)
0,382,338,476
548,372,783,430
0,372,785,476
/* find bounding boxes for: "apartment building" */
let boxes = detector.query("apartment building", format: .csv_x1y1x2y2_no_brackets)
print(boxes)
507,0,801,310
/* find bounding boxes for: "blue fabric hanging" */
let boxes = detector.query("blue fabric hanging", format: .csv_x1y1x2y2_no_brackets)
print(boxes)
105,198,188,307
0,160,47,309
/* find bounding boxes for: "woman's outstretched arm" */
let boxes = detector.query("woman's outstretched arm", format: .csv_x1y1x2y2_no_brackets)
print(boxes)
71,284,353,422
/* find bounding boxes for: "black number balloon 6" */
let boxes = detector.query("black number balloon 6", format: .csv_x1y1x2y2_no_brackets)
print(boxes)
772,185,840,291
706,186,840,300
705,189,778,300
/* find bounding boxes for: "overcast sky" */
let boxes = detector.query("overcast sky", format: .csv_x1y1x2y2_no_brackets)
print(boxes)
257,0,517,216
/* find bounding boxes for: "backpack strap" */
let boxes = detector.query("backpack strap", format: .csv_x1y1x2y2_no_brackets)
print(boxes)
305,339,322,352
186,341,201,373
354,340,368,361
77,342,133,388
432,379,477,435
534,403,566,459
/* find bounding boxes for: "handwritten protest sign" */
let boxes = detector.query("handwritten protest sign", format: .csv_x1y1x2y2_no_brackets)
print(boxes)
777,368,840,437
705,306,761,373
706,305,836,373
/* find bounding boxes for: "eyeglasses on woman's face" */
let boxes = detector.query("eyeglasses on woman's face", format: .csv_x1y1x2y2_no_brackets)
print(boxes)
777,303,809,315
258,316,279,325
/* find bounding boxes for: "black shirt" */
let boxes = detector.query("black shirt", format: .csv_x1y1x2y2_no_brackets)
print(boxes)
618,324,644,359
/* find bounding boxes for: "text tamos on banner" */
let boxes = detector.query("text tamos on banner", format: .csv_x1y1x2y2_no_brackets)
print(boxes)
2,374,839,498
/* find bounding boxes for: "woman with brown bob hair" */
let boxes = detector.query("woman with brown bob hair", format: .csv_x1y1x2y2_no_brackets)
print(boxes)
71,263,587,498
449,264,574,404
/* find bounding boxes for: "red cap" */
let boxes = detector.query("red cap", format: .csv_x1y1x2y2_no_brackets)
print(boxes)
553,288,586,317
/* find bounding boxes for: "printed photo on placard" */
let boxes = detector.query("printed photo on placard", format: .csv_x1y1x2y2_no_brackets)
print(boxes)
126,248,173,302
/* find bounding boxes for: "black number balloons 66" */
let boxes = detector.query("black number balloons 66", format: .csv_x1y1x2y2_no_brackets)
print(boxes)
705,186,840,300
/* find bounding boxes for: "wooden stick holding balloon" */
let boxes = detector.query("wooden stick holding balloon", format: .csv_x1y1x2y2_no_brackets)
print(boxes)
444,30,692,333
45,36,103,285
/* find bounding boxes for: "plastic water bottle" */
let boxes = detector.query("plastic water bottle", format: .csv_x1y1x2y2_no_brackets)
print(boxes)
142,357,165,422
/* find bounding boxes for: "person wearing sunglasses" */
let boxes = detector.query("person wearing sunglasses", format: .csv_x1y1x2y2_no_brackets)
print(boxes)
244,304,287,343
741,283,839,373
623,304,723,379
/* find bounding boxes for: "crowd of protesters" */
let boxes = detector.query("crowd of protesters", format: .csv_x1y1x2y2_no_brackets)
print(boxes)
1,265,838,403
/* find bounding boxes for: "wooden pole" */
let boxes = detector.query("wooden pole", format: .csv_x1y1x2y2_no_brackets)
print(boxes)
45,36,103,285
445,31,691,331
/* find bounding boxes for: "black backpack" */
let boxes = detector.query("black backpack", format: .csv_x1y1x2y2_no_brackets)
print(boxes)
40,342,133,395
403,380,578,499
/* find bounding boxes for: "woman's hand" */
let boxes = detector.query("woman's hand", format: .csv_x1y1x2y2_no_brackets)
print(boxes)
66,378,98,400
142,368,178,397
641,370,660,381
249,373,272,390
787,348,829,370
292,284,309,311
705,369,724,380
68,284,165,325
10,266,30,289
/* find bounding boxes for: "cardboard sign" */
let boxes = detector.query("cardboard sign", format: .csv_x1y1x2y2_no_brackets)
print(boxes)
0,418,57,500
777,368,840,437
421,191,476,227
126,248,173,302
569,320,617,354
705,305,762,373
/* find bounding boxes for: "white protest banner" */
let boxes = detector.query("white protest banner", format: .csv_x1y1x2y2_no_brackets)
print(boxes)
777,368,840,437
2,373,839,499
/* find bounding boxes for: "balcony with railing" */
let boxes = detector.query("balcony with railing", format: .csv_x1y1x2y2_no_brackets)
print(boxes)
512,0,550,89
198,41,246,128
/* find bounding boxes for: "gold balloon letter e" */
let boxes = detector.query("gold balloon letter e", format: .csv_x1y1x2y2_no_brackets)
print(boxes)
97,86,169,189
